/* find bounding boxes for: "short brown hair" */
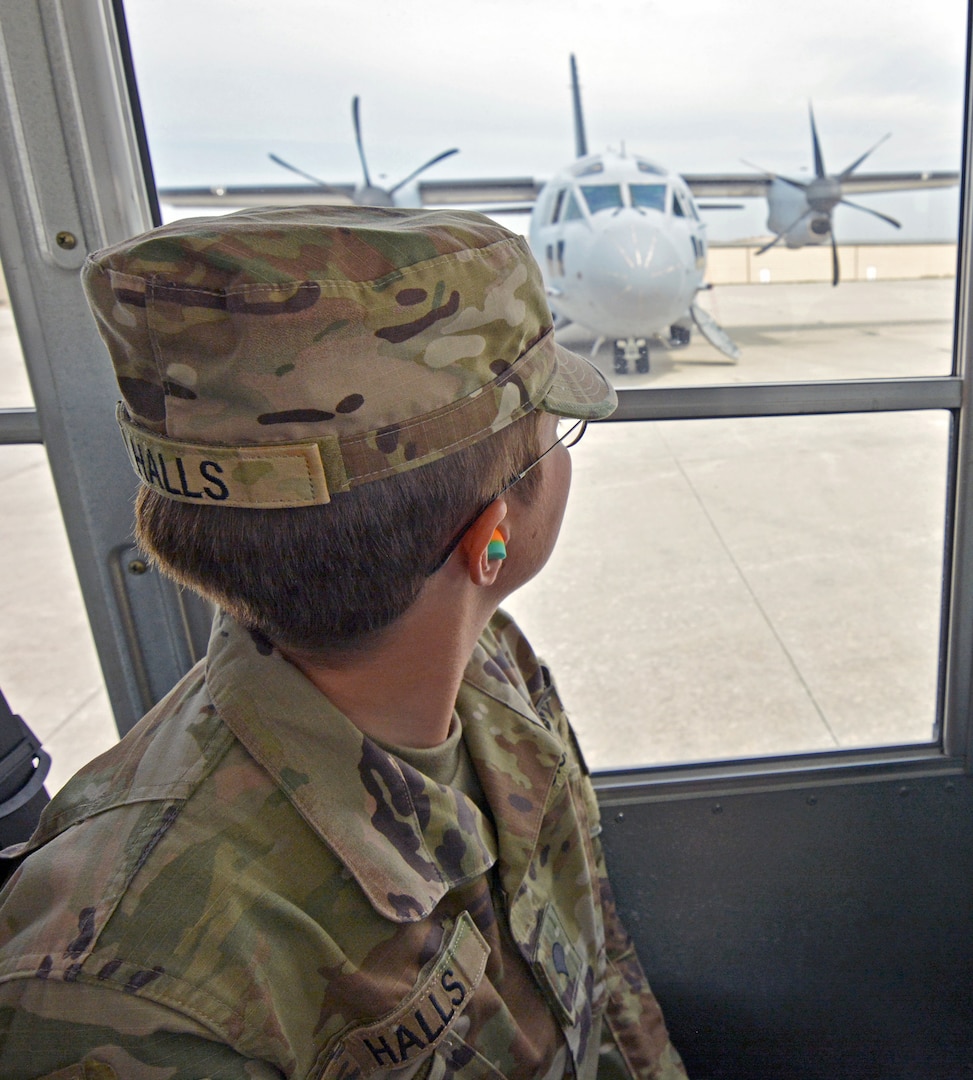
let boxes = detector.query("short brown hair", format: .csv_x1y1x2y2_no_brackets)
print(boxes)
135,411,544,655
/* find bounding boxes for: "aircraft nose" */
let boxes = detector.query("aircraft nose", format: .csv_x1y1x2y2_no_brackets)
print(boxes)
585,214,688,331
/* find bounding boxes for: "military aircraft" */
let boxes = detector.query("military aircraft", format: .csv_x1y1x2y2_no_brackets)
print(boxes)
156,75,959,310
526,56,740,374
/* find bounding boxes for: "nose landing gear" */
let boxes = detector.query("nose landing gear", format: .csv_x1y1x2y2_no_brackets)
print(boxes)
613,337,649,375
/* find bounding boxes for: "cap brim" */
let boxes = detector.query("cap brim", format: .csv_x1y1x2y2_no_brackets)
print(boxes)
541,342,618,420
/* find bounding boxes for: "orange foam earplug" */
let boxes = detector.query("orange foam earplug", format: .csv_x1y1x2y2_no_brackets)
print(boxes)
487,528,507,561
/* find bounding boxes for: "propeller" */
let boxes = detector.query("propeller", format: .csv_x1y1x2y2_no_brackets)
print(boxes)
267,154,347,196
755,210,809,256
752,105,900,285
270,97,459,208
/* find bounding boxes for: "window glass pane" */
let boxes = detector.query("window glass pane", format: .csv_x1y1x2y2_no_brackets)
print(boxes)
123,0,965,388
0,263,32,409
580,184,623,214
119,1,962,765
505,413,948,769
630,183,669,212
550,188,565,223
0,268,116,793
630,183,667,212
563,192,584,222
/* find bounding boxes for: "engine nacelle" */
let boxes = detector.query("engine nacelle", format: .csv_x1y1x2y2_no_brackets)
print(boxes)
766,178,832,248
782,214,831,248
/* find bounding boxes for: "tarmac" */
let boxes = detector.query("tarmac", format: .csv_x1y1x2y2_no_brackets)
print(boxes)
0,273,957,789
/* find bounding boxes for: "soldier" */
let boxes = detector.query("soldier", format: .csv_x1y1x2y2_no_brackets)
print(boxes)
0,206,686,1079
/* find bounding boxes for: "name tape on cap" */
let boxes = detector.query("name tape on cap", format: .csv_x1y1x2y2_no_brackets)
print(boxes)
116,404,332,508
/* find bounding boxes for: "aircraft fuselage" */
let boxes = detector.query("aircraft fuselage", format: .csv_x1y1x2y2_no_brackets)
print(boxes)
529,150,707,340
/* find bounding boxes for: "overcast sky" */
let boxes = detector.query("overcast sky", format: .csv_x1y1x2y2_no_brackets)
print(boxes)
123,0,967,241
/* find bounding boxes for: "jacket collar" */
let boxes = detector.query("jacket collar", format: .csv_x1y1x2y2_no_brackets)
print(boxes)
206,614,507,922
206,612,567,924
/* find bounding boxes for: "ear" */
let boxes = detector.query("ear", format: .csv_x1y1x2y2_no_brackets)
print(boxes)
459,499,508,587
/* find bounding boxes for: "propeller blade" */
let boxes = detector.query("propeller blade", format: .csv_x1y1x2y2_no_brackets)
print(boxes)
809,103,827,178
267,153,334,190
838,133,892,180
742,159,807,193
352,96,372,188
755,232,785,256
775,174,810,193
387,148,460,196
830,230,840,287
741,158,777,178
839,197,901,229
755,209,812,255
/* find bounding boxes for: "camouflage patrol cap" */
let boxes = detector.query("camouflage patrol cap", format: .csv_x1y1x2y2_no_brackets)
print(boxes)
81,204,616,509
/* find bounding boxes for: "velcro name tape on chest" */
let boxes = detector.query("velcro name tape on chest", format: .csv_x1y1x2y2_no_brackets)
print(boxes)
317,911,489,1080
532,903,585,1027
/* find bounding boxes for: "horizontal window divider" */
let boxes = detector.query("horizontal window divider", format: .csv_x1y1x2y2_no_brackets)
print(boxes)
593,743,964,804
609,377,963,422
0,407,41,445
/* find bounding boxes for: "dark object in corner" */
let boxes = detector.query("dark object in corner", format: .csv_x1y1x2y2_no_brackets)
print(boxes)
0,688,50,849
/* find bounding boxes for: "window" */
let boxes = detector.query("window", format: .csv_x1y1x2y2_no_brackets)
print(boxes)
580,184,623,214
119,0,969,770
506,411,949,769
630,183,667,212
562,192,585,222
550,188,566,224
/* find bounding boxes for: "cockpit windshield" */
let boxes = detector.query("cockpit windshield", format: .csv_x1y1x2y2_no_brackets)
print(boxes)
630,183,667,212
579,184,623,214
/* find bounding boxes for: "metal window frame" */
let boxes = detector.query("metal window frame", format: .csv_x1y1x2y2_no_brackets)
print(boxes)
0,0,212,735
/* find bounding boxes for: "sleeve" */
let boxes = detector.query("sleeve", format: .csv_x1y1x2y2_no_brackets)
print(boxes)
535,658,689,1079
0,979,283,1080
488,611,689,1078
591,832,689,1080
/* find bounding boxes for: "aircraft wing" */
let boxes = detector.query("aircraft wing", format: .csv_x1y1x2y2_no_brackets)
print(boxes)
158,177,542,211
417,178,541,205
683,170,958,199
158,169,957,214
159,183,358,209
683,175,772,199
827,170,959,194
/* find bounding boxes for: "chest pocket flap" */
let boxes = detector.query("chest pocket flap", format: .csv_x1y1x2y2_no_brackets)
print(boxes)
317,912,489,1080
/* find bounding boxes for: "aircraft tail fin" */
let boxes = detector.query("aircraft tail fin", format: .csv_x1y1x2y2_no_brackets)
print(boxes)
570,54,588,158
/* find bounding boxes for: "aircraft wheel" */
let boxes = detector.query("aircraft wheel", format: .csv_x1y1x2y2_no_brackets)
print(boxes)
669,324,691,348
613,342,629,375
636,342,649,374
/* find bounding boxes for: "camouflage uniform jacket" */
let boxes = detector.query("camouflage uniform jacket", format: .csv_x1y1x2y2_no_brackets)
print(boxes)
0,610,685,1080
